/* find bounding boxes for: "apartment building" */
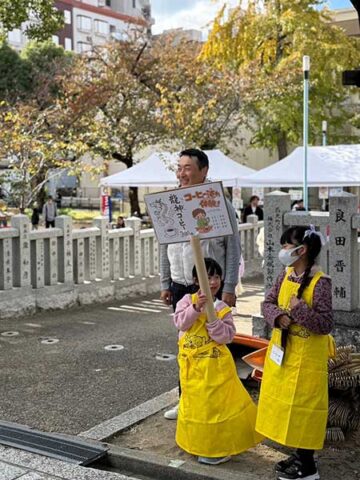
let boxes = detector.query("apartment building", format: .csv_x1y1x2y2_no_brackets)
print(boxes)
157,28,203,43
7,0,152,52
329,7,360,37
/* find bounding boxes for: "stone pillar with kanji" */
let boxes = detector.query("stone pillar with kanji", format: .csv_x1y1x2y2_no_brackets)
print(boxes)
263,191,291,291
329,192,359,311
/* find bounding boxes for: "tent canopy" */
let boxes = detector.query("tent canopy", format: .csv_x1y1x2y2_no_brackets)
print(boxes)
240,145,360,187
100,150,255,188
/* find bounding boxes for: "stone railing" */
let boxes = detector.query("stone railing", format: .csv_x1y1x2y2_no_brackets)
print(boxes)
259,191,360,344
0,215,262,318
239,216,264,276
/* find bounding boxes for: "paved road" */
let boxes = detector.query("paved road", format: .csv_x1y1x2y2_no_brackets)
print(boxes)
0,296,179,435
0,279,263,436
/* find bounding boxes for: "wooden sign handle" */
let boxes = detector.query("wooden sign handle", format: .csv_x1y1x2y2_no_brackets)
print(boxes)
190,235,218,323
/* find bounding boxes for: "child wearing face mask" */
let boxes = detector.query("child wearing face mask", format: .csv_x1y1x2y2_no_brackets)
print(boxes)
256,225,334,480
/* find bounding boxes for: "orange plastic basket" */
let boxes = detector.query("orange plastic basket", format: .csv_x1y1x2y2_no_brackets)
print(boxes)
242,346,268,372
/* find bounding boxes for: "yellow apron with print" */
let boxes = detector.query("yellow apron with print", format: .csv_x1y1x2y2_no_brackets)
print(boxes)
256,268,334,450
176,294,263,457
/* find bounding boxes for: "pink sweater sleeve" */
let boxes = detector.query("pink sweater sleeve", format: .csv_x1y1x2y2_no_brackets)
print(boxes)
206,308,236,344
173,294,200,332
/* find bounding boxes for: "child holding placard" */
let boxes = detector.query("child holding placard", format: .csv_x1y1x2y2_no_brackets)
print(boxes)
174,257,263,465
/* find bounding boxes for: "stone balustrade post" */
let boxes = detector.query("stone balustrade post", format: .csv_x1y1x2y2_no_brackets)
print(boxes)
246,214,258,260
31,239,45,289
329,192,358,311
0,237,13,290
110,236,121,280
152,238,159,276
93,217,110,280
264,191,291,291
55,216,73,284
125,217,142,276
11,215,31,288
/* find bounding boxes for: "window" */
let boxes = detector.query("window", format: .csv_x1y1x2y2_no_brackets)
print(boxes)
77,15,92,31
8,29,21,43
132,0,136,7
94,19,109,35
77,42,92,53
52,35,59,45
64,37,72,51
106,0,111,6
64,10,72,24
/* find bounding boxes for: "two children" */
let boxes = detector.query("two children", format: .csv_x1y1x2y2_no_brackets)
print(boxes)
173,225,333,480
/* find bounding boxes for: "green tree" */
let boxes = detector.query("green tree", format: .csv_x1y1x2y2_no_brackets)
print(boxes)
0,42,32,102
0,101,87,211
57,33,244,213
0,42,76,209
153,35,243,151
21,40,73,107
57,34,167,214
0,39,72,105
0,0,64,41
202,0,360,159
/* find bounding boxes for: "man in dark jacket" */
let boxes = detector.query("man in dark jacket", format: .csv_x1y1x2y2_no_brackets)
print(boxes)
242,195,264,222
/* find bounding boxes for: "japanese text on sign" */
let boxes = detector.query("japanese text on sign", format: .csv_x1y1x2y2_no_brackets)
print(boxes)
145,182,234,245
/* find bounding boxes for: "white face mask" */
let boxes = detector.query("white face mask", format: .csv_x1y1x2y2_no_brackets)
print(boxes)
278,245,303,267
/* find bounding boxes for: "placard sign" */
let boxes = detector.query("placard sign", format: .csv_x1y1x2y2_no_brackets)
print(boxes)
145,182,234,244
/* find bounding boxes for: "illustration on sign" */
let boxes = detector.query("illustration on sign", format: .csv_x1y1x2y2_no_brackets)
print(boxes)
145,182,233,244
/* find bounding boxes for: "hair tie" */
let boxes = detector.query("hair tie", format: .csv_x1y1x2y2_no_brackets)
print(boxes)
303,224,326,246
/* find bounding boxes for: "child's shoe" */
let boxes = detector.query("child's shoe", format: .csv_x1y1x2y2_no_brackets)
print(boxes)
277,459,320,480
198,456,231,465
164,404,178,420
275,453,300,473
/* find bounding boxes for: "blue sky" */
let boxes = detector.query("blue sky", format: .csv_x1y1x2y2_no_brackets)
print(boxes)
151,1,355,34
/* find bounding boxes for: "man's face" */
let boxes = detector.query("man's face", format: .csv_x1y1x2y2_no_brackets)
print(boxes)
176,155,208,187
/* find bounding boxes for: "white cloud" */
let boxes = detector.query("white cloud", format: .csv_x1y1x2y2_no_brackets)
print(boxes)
152,0,240,35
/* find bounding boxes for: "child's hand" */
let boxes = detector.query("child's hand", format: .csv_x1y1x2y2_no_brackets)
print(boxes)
277,314,292,329
290,295,301,309
195,291,207,312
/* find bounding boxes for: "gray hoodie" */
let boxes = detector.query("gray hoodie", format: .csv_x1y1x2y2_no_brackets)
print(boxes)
42,201,57,222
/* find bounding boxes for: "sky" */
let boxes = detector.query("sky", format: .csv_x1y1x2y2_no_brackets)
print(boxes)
151,1,356,35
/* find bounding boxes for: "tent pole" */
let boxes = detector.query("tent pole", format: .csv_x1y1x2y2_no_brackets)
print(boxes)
303,56,310,211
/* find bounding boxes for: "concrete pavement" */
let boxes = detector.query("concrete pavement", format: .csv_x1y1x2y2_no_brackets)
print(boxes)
0,278,264,479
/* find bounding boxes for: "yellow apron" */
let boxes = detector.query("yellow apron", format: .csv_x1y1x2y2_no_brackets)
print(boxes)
176,294,263,457
256,268,333,450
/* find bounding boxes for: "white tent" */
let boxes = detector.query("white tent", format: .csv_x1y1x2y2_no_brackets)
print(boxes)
100,150,255,188
240,145,360,187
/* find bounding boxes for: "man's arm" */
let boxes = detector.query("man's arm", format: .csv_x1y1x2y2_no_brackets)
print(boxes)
159,244,172,305
223,200,241,304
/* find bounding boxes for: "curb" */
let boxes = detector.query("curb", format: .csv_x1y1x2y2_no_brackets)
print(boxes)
105,444,262,480
80,387,179,441
80,389,264,480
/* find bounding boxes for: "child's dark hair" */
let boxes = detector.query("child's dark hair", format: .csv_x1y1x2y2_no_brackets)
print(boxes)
192,257,222,280
280,226,322,299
